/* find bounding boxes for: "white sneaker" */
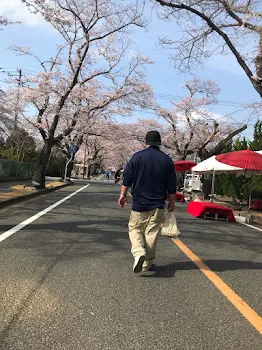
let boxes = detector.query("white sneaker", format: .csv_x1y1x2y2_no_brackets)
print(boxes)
133,255,146,273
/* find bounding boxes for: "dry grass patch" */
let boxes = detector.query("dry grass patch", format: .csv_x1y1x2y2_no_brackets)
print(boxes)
0,190,35,200
0,181,64,201
46,181,64,188
11,185,35,191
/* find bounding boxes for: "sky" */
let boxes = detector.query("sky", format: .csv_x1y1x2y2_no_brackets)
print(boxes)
0,0,261,139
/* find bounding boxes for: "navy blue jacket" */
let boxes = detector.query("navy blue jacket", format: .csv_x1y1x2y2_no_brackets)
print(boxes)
123,147,177,212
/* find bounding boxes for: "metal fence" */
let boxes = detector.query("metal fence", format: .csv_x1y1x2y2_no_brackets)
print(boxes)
0,159,36,179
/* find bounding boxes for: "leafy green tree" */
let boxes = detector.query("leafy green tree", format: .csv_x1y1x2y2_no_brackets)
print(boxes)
0,128,38,162
233,137,248,151
215,132,262,201
250,121,262,151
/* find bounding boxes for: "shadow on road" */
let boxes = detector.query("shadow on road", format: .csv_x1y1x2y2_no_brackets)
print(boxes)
140,259,262,278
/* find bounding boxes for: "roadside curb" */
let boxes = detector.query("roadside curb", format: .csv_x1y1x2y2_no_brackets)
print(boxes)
0,183,72,209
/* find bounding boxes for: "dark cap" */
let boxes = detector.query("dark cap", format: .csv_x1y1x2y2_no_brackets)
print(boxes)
146,131,161,146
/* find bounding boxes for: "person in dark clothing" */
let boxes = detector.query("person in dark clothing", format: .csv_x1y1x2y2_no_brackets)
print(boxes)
115,169,121,184
118,131,177,273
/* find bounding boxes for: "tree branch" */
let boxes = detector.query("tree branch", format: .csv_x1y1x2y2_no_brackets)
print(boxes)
198,124,247,160
155,0,262,95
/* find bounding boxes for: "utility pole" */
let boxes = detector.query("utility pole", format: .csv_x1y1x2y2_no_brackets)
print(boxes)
82,137,87,179
82,103,90,179
14,68,22,128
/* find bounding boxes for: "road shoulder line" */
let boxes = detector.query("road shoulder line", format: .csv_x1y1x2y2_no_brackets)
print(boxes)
0,184,90,244
172,238,262,335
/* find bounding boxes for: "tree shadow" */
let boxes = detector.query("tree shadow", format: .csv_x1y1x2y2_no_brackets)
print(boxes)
140,259,262,279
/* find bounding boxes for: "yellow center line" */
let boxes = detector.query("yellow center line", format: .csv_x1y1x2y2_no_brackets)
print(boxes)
171,238,262,335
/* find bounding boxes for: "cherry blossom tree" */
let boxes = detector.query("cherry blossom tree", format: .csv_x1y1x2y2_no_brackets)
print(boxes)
75,135,104,177
101,124,142,170
0,13,20,29
156,78,247,160
75,119,164,174
10,0,151,188
125,118,164,148
0,15,15,29
0,89,17,139
154,0,262,98
0,15,8,28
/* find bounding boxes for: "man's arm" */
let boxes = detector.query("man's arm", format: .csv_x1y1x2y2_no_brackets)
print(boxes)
118,157,134,208
167,158,177,212
120,185,129,197
122,157,134,188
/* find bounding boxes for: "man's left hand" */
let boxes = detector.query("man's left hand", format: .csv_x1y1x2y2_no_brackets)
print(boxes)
168,200,175,212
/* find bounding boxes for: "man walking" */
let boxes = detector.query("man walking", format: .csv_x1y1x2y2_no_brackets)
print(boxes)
118,131,176,273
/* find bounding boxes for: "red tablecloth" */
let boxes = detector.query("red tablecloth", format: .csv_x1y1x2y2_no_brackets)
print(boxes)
167,192,185,202
175,192,185,203
187,202,235,222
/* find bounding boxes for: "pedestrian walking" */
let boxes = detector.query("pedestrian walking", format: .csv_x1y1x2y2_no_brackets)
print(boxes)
118,131,176,273
114,169,121,184
105,169,110,180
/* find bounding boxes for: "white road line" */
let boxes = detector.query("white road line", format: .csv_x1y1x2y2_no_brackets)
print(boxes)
0,184,90,243
235,215,262,233
239,222,262,232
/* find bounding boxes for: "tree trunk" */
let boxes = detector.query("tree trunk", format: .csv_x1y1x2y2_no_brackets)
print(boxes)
33,141,52,189
87,164,92,178
82,166,87,178
90,163,99,176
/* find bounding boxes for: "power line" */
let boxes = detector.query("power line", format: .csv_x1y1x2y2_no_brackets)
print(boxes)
1,67,259,107
0,68,258,129
153,92,254,106
0,67,38,74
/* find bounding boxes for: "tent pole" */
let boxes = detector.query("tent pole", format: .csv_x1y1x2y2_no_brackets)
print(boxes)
239,169,246,215
249,187,252,212
211,168,215,203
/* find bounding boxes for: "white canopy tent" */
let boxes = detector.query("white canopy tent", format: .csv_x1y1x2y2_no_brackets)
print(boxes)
191,156,243,175
190,151,262,203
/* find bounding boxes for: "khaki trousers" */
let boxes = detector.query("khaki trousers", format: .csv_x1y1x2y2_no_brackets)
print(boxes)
128,208,165,267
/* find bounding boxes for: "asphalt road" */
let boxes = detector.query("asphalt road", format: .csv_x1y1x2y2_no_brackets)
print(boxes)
0,182,261,350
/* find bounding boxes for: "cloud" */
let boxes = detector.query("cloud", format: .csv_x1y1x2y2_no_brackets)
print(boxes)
0,0,50,28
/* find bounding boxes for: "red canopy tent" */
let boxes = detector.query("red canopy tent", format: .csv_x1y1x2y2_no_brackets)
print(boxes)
174,160,197,172
216,148,262,210
215,148,262,171
173,160,197,202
